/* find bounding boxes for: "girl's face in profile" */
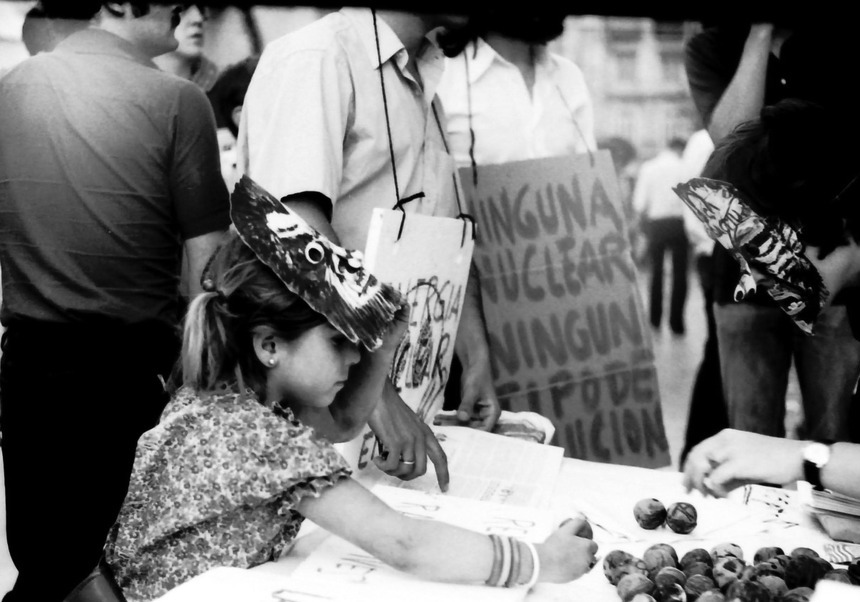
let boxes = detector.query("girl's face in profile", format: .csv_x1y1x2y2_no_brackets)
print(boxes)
268,324,361,408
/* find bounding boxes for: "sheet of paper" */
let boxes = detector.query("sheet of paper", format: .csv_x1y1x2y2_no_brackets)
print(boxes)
372,484,555,541
157,567,380,602
549,461,789,546
372,425,564,508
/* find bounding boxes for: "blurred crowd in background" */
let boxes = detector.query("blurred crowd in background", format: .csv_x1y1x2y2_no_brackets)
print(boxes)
2,2,860,601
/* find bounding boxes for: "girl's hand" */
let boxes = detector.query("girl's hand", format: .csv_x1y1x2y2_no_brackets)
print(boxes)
537,517,599,583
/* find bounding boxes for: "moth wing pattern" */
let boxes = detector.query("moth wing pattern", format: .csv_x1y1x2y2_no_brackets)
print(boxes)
673,177,829,334
230,175,404,350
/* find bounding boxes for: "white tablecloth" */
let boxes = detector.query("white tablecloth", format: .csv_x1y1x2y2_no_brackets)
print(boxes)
161,456,842,601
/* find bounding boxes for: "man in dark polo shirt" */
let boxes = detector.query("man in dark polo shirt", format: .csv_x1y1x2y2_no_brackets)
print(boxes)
684,23,860,446
0,2,230,600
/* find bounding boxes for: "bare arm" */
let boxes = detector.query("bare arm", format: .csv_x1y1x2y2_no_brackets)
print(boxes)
296,303,409,443
452,262,501,430
683,429,860,499
184,230,229,298
707,24,773,144
283,193,391,441
822,443,860,500
299,478,598,584
283,194,451,488
805,242,860,303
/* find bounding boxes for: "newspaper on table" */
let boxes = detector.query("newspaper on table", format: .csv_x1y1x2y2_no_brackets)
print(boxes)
363,424,565,509
673,177,829,334
798,481,860,544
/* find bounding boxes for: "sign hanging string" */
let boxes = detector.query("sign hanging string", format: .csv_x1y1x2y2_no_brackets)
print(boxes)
371,10,474,245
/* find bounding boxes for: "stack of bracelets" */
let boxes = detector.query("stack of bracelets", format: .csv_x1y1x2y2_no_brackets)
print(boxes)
485,534,541,588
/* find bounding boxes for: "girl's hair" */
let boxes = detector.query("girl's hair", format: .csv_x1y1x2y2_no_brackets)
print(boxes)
179,231,328,398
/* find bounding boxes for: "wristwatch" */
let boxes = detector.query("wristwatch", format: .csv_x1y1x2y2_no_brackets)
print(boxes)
802,441,832,491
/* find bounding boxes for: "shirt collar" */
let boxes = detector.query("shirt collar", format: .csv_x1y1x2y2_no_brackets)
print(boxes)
342,7,444,104
55,27,159,69
464,37,554,83
342,7,405,70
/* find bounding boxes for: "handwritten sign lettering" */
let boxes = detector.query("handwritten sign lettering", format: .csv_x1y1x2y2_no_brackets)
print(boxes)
462,152,669,468
337,211,475,474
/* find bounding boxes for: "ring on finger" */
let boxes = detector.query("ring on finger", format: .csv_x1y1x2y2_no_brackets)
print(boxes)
400,459,416,465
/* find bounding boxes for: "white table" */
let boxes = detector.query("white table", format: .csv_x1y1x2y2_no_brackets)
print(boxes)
201,457,837,602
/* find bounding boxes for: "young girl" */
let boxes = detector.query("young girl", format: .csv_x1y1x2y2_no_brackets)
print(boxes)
103,178,598,601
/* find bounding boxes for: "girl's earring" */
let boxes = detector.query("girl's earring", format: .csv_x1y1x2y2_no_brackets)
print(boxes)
268,358,277,366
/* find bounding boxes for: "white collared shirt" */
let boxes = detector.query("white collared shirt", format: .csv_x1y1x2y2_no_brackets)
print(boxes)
632,149,687,220
437,37,596,168
680,129,716,256
238,7,460,250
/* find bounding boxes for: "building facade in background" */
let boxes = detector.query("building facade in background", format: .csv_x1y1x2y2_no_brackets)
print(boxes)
553,17,701,161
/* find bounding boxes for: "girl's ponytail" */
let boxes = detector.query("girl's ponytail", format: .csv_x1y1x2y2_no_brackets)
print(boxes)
176,232,327,398
182,291,227,391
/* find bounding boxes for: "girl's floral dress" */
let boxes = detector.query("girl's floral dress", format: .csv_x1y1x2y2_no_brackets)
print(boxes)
104,385,350,601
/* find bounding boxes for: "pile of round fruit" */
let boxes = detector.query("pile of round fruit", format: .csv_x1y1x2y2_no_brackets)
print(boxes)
603,542,860,601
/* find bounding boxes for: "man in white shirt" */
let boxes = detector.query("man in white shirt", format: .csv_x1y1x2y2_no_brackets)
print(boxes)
437,9,595,169
633,137,689,334
238,8,501,490
434,10,595,417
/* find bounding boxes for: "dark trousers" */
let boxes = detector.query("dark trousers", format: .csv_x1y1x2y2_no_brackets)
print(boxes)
680,254,727,467
646,217,689,333
1,320,179,602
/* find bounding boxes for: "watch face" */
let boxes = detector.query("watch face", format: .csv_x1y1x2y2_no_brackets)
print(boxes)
804,442,831,467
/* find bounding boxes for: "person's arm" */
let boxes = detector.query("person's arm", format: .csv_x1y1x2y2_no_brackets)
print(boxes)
706,24,773,144
299,477,599,584
184,231,229,297
285,196,451,490
238,43,349,214
683,428,860,499
171,84,232,297
821,443,860,499
367,380,450,489
452,262,501,430
296,301,409,443
805,242,860,303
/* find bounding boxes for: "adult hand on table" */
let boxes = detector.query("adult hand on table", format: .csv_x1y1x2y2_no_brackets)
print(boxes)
682,428,804,497
454,349,502,431
538,517,600,582
368,379,450,491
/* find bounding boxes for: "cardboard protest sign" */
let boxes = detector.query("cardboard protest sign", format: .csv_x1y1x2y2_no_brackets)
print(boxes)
337,209,474,473
461,151,669,468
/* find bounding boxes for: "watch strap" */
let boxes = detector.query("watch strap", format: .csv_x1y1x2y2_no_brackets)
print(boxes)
803,440,833,491
803,455,824,491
